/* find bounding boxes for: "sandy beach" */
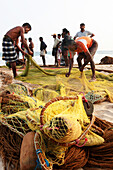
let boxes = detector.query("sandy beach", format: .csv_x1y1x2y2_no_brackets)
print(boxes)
0,65,113,169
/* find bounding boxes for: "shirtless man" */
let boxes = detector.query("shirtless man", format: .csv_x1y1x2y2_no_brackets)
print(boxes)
62,28,98,81
28,37,34,57
2,23,33,78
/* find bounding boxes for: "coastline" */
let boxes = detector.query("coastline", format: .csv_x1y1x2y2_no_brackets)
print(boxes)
0,49,113,67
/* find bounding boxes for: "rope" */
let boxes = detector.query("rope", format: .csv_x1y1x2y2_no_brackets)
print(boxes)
22,53,56,76
0,117,24,138
34,132,52,170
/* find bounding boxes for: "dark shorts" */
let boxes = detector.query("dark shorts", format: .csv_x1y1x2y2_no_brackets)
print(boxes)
52,47,57,56
2,35,17,63
30,48,34,57
62,48,68,56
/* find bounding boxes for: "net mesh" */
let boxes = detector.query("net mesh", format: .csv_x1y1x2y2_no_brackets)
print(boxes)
1,61,113,168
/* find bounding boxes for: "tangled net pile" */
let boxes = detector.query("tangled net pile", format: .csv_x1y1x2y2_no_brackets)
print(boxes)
0,54,113,169
16,54,113,103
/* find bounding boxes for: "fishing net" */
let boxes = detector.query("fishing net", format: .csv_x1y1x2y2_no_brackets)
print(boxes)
33,87,59,102
16,54,113,103
1,54,113,169
0,91,104,168
0,87,44,115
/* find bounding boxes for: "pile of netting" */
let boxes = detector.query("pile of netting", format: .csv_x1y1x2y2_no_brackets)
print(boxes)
1,53,113,169
0,80,113,169
15,53,113,103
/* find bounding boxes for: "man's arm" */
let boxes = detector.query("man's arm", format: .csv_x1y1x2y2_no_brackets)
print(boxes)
74,36,77,40
90,33,95,38
31,42,34,48
74,32,78,40
65,50,75,77
56,39,61,48
20,28,33,55
87,31,95,38
15,39,25,55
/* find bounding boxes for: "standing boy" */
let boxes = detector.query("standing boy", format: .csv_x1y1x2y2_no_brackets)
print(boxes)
51,34,60,66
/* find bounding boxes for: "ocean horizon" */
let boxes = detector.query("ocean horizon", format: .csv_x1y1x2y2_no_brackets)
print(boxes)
0,50,113,66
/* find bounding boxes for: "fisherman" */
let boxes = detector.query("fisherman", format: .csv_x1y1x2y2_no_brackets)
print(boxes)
74,23,95,40
61,28,70,66
62,28,98,81
39,37,47,66
2,23,33,78
51,34,61,66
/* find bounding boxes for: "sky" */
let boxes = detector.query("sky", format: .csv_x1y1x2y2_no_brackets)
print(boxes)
0,0,113,52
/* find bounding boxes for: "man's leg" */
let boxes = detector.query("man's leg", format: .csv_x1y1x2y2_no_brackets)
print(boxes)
10,61,17,78
42,56,46,66
77,53,84,70
89,40,98,79
55,53,58,66
90,60,96,79
63,50,68,66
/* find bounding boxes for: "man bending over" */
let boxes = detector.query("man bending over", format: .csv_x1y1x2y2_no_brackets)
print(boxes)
2,23,33,78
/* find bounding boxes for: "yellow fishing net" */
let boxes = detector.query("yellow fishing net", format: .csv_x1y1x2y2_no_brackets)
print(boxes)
0,94,104,165
1,56,113,165
15,54,113,103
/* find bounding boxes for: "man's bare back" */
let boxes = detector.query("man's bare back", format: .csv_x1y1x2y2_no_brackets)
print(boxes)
6,26,24,42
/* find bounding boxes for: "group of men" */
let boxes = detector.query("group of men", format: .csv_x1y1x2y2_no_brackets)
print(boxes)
2,23,98,81
51,23,98,81
61,24,98,81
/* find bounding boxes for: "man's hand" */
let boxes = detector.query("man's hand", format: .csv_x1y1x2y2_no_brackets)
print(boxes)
65,72,70,77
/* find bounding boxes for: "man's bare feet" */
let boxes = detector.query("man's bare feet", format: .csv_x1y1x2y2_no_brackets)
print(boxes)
89,77,96,82
79,72,83,78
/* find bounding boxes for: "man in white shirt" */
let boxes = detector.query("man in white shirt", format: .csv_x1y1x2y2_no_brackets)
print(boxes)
52,34,61,66
74,23,95,40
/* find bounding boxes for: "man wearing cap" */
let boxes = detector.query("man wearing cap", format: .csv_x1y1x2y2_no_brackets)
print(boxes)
74,23,95,40
52,34,61,66
61,28,98,81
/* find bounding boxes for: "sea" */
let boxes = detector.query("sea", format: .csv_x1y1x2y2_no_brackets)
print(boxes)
0,51,113,66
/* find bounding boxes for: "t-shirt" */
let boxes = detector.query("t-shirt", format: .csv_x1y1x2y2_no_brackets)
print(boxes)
53,38,60,48
40,41,47,51
75,30,92,38
75,36,93,54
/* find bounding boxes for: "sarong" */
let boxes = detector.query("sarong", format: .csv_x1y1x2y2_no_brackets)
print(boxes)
2,35,17,62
